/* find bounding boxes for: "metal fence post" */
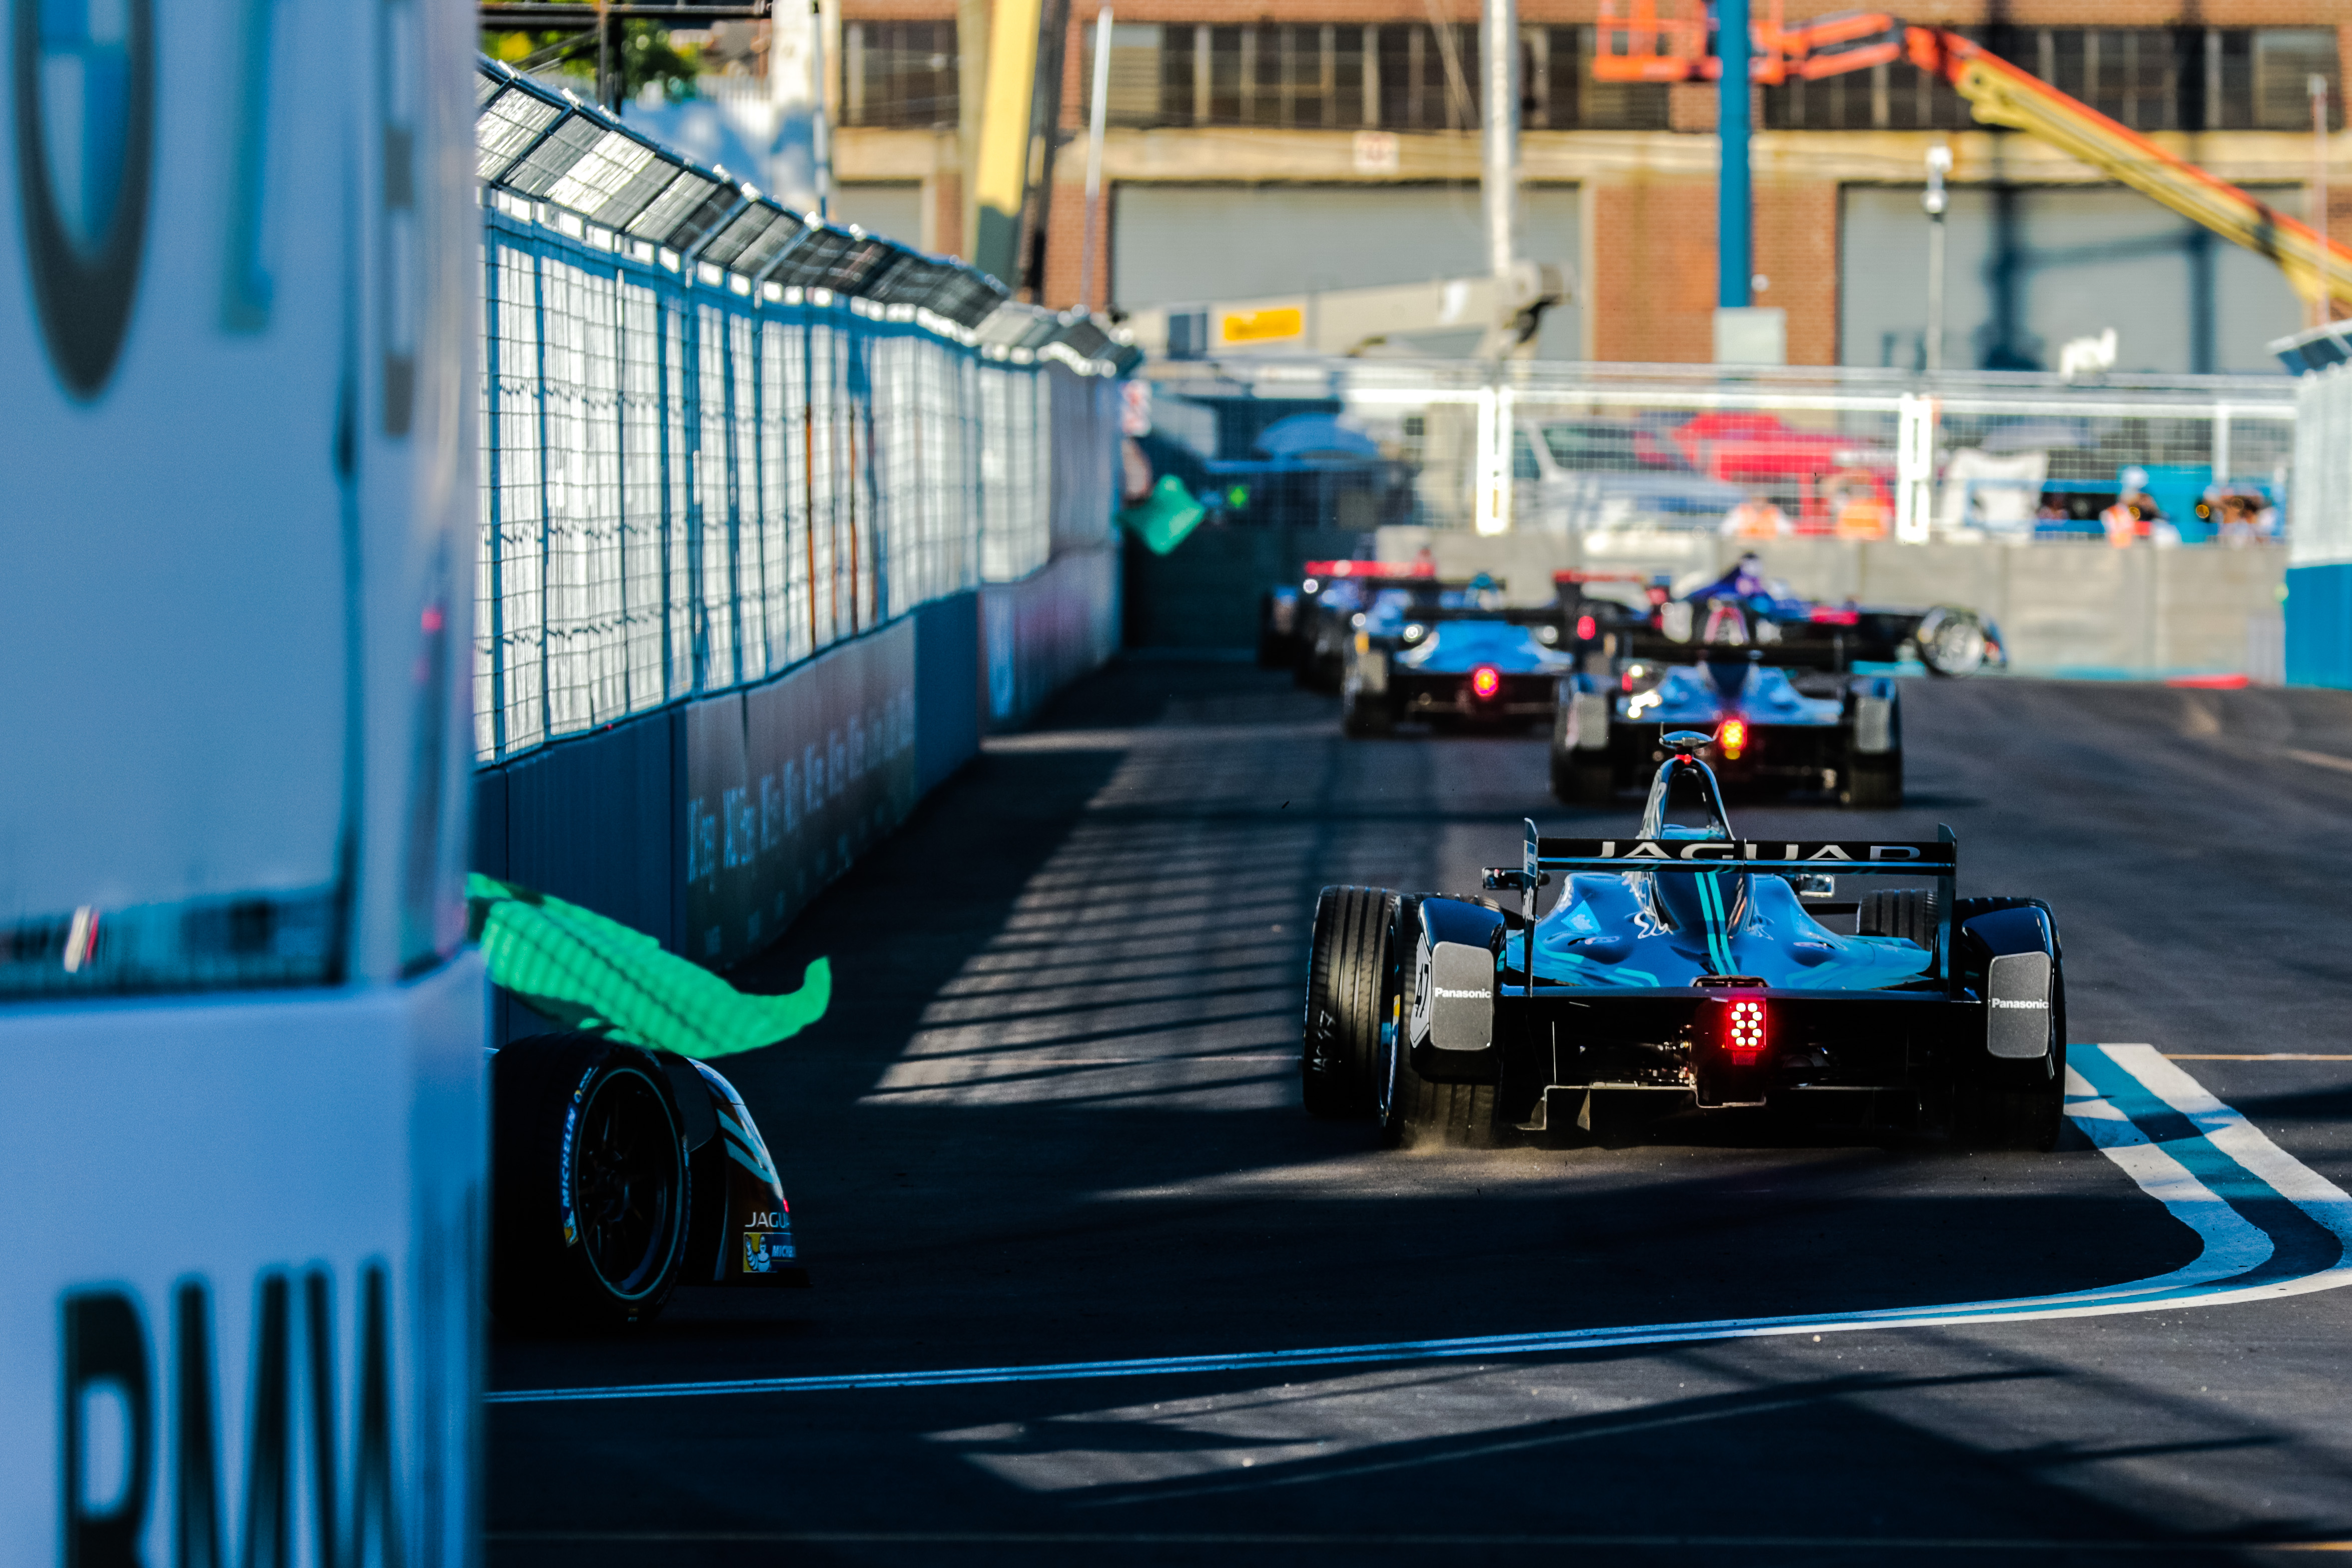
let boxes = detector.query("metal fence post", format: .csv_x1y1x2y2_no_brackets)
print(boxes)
1896,392,1936,543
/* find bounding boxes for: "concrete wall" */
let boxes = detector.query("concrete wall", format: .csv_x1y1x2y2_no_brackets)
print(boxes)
1380,526,2288,677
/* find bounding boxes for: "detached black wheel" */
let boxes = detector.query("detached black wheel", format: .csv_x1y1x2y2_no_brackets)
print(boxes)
1302,886,1395,1118
493,1032,691,1332
1378,898,1500,1150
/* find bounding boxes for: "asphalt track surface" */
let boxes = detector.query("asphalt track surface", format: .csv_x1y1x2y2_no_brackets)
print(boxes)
490,661,2352,1565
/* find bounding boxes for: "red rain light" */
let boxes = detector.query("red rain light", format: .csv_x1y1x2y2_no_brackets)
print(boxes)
1725,998,1766,1060
1718,717,1748,757
1575,614,1598,642
1471,666,1502,700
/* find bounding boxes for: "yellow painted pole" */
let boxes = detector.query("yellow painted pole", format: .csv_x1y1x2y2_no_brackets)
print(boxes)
971,0,1044,286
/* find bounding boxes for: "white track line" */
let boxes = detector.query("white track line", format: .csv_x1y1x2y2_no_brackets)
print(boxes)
489,1044,2351,1405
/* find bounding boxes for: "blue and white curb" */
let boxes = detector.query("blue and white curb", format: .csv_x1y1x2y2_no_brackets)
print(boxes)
491,1044,2351,1405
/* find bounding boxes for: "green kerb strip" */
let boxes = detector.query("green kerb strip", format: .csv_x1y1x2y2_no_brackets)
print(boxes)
468,873,829,1060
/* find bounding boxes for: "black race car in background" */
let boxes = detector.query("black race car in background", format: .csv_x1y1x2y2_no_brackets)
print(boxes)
1301,731,2065,1151
1561,556,2006,679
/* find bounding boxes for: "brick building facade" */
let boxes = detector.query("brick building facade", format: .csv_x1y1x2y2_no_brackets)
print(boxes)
828,1,2350,369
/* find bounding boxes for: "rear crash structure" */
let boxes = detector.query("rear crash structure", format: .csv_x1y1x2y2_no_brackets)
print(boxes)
1303,735,2064,1150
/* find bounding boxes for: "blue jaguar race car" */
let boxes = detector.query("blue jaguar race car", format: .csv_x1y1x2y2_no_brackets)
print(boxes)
1550,631,1904,807
1341,588,1577,736
1300,731,2066,1150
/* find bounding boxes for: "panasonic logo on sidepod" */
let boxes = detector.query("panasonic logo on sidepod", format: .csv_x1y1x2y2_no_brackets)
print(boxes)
1989,997,2047,1010
1432,986,1488,999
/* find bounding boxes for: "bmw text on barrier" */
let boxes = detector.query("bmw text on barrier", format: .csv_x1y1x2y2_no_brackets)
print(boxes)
1303,732,2064,1150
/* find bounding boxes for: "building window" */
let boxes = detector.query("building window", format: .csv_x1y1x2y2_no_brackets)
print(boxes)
841,21,956,129
1764,28,2341,133
1080,22,1169,127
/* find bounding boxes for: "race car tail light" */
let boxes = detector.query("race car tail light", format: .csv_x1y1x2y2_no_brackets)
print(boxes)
1576,614,1598,642
1471,665,1502,700
1725,998,1766,1060
1718,717,1748,759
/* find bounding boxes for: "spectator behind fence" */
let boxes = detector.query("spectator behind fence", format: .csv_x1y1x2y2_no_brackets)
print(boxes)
1721,492,1791,540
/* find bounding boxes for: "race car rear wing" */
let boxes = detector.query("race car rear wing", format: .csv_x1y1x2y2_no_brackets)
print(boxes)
1301,559,1437,582
1494,821,1958,996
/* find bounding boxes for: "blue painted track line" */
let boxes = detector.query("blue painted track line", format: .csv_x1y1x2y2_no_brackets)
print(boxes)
489,1044,2352,1406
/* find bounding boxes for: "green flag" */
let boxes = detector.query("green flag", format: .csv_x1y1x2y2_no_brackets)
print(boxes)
468,873,829,1060
1117,474,1207,555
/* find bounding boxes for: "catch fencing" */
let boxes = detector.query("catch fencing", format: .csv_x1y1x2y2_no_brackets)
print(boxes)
472,59,1129,978
1144,359,2297,548
475,58,1133,766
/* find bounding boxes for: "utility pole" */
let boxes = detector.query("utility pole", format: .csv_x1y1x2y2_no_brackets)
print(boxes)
1475,0,1519,535
1079,8,1112,314
1717,0,1750,311
2315,73,2332,327
811,0,832,221
1924,142,1950,371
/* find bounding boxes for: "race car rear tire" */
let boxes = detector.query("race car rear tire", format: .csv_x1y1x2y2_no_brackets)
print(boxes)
1959,1047,2069,1151
1378,898,1502,1149
1843,753,1903,809
1256,596,1290,669
492,1032,692,1332
1551,747,1616,805
1858,888,1939,948
1341,686,1392,738
1959,966,2069,1151
1302,886,1395,1119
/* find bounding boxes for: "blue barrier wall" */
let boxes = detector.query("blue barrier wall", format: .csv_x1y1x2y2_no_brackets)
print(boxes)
2285,563,2352,689
915,591,983,794
469,61,1125,1016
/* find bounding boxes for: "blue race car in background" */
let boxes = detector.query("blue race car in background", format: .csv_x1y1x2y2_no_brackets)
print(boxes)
1550,600,1904,807
1341,579,1577,737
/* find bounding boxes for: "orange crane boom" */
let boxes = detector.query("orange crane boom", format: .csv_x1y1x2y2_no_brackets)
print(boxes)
1593,3,2352,309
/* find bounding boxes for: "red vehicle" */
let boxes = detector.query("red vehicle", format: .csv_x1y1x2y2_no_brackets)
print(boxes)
1670,412,1896,535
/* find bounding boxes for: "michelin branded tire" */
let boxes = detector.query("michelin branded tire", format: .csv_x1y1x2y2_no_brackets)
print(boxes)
493,1032,692,1331
1377,897,1501,1149
1302,886,1396,1118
